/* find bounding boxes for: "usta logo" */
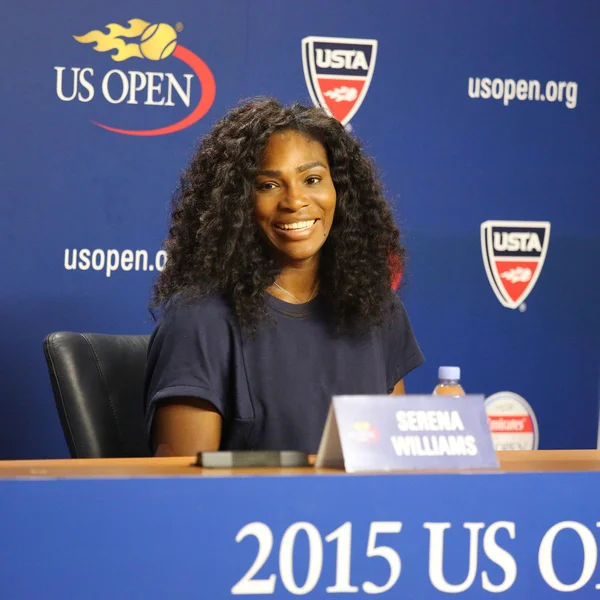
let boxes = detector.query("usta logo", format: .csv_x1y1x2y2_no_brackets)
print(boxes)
302,36,377,126
481,220,550,309
315,49,370,70
493,232,543,253
54,18,216,136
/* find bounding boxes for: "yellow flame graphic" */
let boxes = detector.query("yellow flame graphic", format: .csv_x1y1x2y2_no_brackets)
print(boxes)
74,19,178,62
353,422,372,431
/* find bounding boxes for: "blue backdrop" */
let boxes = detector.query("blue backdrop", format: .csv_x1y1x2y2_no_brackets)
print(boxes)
2,0,599,458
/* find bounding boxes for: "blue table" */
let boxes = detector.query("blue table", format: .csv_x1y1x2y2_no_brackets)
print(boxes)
1,451,599,599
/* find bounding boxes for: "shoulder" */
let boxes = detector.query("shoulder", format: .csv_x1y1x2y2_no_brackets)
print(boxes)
144,294,239,425
378,291,420,352
378,291,424,388
158,294,235,328
150,294,237,347
382,290,409,328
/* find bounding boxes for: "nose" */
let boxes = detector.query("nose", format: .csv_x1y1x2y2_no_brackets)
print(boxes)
279,182,309,212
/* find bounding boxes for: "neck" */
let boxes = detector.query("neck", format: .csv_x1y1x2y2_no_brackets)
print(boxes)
268,256,319,304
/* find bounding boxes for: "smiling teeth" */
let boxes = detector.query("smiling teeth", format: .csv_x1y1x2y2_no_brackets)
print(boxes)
276,220,316,230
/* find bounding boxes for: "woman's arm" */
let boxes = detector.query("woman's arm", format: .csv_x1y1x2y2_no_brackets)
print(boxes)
391,379,406,395
151,398,222,456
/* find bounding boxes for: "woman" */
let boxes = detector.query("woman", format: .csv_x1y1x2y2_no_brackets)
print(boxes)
145,98,424,456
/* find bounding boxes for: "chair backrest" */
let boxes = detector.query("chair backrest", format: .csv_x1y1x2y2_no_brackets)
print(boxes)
44,332,151,458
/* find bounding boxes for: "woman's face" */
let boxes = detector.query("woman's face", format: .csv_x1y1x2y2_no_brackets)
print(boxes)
255,130,337,265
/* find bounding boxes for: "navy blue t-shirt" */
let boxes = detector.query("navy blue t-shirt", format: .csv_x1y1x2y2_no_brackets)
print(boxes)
144,293,424,453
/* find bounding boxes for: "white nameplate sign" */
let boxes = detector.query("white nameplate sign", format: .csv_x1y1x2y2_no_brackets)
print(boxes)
316,395,499,472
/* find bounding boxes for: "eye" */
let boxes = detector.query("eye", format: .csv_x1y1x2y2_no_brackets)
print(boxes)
258,181,277,191
306,176,321,185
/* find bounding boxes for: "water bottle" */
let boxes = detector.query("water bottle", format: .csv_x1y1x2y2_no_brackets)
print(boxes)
433,366,465,396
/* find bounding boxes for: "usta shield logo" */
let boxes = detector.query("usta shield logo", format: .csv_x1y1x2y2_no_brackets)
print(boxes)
302,36,377,125
481,220,551,308
54,19,216,136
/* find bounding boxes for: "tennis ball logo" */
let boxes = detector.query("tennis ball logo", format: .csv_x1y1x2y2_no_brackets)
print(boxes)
73,18,178,62
140,23,177,60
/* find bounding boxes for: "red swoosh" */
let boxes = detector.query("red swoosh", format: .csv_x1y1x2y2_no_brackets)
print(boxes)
92,45,216,136
390,252,403,290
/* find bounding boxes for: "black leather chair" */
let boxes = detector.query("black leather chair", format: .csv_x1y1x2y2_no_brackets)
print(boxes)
43,332,151,458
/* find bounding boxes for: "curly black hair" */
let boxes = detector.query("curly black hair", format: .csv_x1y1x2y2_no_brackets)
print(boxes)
152,98,405,331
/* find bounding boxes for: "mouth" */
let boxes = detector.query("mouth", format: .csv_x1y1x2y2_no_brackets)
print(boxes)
274,219,317,232
272,218,318,240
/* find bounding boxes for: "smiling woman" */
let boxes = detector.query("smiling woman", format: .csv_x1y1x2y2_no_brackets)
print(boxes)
255,131,337,302
145,98,424,456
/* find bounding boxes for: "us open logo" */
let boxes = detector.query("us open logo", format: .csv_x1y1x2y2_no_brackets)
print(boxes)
348,422,380,444
54,18,216,136
481,220,551,309
302,36,377,126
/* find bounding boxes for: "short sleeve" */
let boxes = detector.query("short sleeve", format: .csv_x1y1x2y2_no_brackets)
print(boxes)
143,297,234,434
382,294,425,393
